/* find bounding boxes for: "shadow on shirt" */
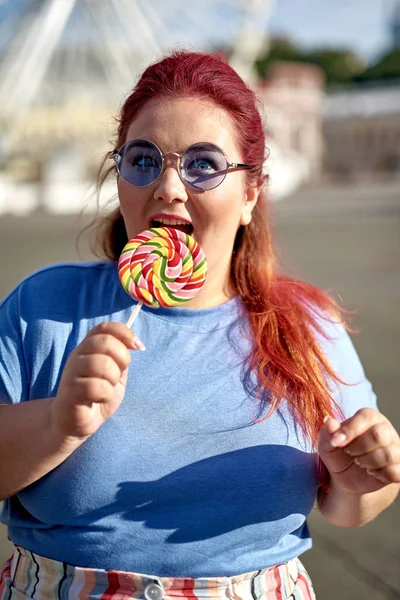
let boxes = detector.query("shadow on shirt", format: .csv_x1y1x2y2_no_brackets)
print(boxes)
88,445,318,543
11,445,318,544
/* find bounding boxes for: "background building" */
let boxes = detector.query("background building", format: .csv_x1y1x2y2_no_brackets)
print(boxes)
323,81,400,181
257,61,325,197
391,0,400,49
322,0,400,182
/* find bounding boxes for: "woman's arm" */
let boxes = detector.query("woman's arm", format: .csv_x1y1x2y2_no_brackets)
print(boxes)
0,322,141,501
0,398,85,501
317,477,399,527
317,410,400,527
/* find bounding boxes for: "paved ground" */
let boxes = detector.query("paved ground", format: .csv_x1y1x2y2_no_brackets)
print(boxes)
0,181,399,598
271,182,400,599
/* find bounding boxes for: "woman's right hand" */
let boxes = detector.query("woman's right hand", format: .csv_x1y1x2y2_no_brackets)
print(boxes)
50,322,145,442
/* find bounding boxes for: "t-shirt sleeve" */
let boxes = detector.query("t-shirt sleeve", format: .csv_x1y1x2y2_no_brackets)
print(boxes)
317,317,378,420
0,288,29,404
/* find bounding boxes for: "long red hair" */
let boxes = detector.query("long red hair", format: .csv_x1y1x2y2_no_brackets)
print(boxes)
94,50,347,496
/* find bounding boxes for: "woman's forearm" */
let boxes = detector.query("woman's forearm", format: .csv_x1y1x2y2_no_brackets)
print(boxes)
318,479,399,527
0,323,136,502
0,401,84,501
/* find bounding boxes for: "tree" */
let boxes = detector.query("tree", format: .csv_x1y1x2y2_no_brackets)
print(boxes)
255,37,309,79
352,49,400,82
305,48,365,86
255,37,366,87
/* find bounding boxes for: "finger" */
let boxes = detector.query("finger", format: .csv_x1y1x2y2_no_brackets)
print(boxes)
75,354,122,387
353,443,400,470
342,420,398,457
119,368,128,385
366,464,400,485
318,417,354,473
130,333,146,352
329,408,389,449
324,415,341,434
318,416,341,453
75,376,115,404
78,335,132,371
113,369,129,398
86,322,145,351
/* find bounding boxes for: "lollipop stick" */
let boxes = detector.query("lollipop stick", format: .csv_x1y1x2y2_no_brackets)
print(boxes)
126,301,143,329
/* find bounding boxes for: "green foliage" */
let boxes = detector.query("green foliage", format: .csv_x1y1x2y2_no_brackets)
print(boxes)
255,38,309,78
255,37,400,87
352,49,400,82
305,49,365,85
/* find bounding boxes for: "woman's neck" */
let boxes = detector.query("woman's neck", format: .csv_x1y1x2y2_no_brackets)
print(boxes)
183,272,236,309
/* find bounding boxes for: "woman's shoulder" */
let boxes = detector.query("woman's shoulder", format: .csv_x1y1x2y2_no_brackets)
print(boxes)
15,260,114,288
1,260,116,305
0,260,125,326
306,305,355,365
309,308,378,414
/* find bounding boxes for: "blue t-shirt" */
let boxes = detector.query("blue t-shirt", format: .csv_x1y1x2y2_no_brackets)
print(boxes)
0,262,377,577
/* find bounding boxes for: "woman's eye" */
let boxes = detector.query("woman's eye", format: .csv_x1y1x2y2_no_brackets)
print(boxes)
189,157,217,171
129,154,158,168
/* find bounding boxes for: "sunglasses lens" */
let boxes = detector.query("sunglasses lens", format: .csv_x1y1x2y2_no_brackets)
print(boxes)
181,143,227,190
117,140,162,187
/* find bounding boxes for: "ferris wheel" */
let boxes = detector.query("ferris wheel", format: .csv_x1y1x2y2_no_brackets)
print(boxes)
0,0,277,215
0,0,272,149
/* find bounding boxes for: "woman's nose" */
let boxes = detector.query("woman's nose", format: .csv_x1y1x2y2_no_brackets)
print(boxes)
153,163,189,204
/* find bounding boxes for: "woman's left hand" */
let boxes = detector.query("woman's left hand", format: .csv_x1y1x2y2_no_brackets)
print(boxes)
318,408,400,494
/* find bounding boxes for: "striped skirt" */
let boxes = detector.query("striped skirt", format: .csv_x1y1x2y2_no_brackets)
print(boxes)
0,545,316,600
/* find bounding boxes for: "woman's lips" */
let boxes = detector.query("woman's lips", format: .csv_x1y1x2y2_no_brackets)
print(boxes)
149,214,194,235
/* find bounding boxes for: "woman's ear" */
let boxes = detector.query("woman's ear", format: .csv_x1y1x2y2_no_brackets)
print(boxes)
240,186,260,226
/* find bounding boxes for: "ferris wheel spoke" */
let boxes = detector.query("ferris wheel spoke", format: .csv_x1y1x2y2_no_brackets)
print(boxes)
84,0,137,89
109,0,161,57
138,1,179,50
0,5,51,101
229,0,274,79
1,0,78,115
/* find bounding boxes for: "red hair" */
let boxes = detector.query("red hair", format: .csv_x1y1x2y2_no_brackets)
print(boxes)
95,50,347,497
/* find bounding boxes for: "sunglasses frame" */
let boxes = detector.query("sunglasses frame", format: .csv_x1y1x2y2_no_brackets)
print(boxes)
109,138,254,191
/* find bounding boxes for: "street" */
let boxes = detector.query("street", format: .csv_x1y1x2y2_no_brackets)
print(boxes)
0,181,399,598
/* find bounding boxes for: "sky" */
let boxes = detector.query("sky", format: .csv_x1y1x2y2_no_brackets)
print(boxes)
0,0,398,65
267,0,397,63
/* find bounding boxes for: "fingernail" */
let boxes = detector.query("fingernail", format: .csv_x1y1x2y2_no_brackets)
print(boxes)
135,338,146,351
137,337,146,351
129,337,146,351
330,433,347,447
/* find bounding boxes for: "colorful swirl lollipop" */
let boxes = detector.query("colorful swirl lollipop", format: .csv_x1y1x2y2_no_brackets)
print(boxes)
118,227,207,326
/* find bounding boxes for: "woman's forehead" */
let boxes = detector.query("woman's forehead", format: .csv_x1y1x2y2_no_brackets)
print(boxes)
124,96,240,153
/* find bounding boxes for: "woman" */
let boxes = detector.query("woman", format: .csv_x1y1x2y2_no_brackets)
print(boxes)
0,50,399,599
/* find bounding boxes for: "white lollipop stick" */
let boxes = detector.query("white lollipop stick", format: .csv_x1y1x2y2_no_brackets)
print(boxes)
126,300,143,329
